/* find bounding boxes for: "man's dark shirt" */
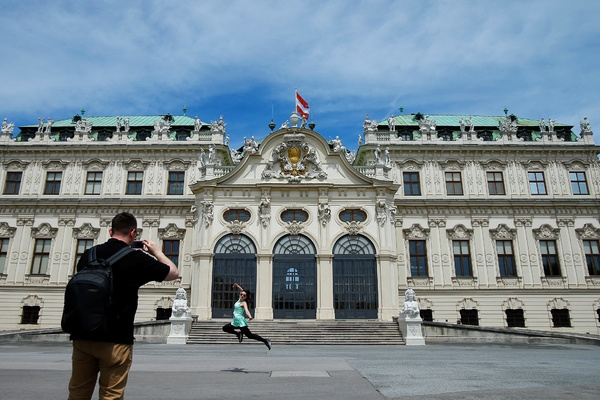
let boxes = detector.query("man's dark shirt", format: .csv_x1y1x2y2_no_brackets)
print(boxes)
70,238,170,344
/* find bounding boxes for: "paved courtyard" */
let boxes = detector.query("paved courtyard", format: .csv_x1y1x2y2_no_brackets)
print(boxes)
0,341,599,399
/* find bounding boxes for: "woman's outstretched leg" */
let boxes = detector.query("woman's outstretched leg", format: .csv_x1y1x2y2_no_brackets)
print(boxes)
240,326,271,350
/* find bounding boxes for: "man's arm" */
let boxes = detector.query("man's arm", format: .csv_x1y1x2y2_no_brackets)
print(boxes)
142,239,180,281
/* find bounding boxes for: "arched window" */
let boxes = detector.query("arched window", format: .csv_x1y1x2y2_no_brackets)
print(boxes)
273,234,316,319
212,234,257,318
333,235,378,319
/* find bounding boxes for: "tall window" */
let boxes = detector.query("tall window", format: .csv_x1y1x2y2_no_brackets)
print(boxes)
163,240,180,266
583,240,600,276
0,238,8,274
540,240,561,276
74,239,94,273
528,172,547,195
168,171,184,195
487,171,505,195
496,240,516,276
570,172,589,195
409,240,428,276
44,171,62,195
126,171,143,195
445,172,463,195
403,172,421,196
4,171,22,194
31,239,51,275
85,171,103,195
453,240,471,276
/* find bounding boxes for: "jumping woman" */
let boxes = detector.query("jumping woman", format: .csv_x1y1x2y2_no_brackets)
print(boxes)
222,283,271,350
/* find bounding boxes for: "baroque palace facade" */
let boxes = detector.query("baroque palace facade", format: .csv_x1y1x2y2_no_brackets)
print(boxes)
0,110,599,334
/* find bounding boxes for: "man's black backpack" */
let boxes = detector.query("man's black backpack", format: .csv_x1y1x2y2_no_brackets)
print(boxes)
61,246,133,336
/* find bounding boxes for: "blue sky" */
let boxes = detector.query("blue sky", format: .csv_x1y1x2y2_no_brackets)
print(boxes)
1,0,599,150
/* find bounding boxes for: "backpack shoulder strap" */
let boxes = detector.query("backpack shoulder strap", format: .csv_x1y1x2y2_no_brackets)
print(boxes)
105,246,134,266
87,246,98,265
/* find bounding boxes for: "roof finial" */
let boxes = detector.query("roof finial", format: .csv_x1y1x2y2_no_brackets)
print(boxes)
183,105,187,116
503,107,508,116
81,108,85,116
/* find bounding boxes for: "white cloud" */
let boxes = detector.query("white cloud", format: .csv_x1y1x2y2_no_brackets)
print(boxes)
0,0,599,146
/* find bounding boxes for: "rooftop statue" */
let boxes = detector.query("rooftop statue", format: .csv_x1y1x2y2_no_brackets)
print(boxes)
116,116,122,132
1,118,15,135
329,135,345,153
387,115,396,131
580,116,592,134
194,116,202,131
539,118,546,132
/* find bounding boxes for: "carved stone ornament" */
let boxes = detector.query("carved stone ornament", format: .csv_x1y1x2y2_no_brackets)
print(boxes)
446,224,473,240
501,297,524,310
575,223,600,239
31,223,58,238
547,297,569,309
498,116,518,133
201,200,214,228
226,220,247,234
457,297,479,310
490,224,516,240
72,223,100,239
262,133,327,182
124,159,150,171
318,202,331,227
285,221,304,235
343,221,363,235
403,224,430,239
0,222,16,238
158,223,186,240
532,224,559,240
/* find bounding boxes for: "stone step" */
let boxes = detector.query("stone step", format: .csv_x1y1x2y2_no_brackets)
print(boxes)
187,320,405,345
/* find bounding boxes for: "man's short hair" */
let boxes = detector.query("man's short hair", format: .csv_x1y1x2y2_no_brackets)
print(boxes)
111,212,137,235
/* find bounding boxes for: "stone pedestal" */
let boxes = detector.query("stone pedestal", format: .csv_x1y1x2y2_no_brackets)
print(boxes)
398,315,425,345
167,316,192,344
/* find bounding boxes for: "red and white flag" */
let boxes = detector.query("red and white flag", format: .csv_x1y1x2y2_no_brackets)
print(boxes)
295,90,310,119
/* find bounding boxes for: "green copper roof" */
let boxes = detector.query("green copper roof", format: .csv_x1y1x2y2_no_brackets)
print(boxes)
382,114,570,128
20,115,204,128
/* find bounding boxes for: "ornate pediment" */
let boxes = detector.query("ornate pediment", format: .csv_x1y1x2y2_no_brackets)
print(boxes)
262,133,327,182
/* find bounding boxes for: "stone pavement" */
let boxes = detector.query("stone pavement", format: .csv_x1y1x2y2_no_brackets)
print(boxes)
0,341,599,399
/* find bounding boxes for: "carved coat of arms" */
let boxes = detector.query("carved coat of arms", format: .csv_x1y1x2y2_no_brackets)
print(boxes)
262,133,327,182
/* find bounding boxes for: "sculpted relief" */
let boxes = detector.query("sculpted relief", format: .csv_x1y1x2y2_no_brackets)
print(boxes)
262,133,327,182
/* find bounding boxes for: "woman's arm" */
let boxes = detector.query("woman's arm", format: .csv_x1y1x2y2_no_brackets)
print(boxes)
241,301,253,320
233,282,243,292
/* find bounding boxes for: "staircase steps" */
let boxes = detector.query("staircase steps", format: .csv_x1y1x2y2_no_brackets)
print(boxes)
187,319,405,345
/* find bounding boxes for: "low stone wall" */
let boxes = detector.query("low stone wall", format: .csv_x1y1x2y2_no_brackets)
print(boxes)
422,321,600,346
0,321,171,344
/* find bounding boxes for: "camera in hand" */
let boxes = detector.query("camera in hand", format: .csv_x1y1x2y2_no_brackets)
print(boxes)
131,241,144,249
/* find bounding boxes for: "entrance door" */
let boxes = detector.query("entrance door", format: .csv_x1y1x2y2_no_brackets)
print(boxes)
212,234,257,319
333,235,378,319
272,235,317,319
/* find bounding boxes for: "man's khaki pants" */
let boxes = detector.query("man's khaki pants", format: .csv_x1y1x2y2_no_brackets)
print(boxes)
68,340,133,400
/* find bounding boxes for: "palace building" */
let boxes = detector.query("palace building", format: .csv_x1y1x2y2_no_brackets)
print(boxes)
0,109,599,334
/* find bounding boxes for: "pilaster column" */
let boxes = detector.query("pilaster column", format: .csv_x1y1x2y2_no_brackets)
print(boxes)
514,217,538,287
557,217,585,286
254,253,273,320
316,254,334,320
